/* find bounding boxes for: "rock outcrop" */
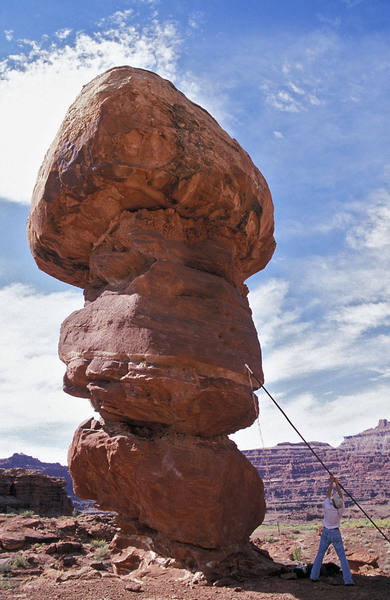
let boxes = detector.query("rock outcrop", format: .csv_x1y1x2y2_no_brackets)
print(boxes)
0,468,73,516
244,419,390,519
27,66,275,575
0,454,92,512
339,419,390,452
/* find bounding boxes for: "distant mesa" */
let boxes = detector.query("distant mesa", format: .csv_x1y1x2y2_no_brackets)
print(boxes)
339,418,390,452
243,419,390,519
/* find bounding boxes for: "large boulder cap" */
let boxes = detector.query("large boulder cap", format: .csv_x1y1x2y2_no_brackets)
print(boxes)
28,66,275,288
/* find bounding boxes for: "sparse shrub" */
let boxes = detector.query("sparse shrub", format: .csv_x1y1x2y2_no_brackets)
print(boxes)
290,546,303,561
94,543,110,560
21,509,34,517
91,539,107,547
11,554,28,569
32,543,44,550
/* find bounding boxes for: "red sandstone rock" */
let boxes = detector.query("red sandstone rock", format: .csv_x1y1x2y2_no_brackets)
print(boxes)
27,66,274,574
0,468,73,516
339,418,390,452
59,260,261,435
28,67,275,288
69,418,264,550
346,551,379,573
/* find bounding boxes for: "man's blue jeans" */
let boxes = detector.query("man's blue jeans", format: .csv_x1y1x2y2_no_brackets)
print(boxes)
310,527,354,584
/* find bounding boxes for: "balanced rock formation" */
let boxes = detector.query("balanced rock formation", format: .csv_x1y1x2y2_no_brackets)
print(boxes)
0,468,73,516
27,66,275,575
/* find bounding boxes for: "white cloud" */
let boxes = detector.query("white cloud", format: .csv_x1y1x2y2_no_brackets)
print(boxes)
0,12,181,204
231,384,389,450
188,11,204,29
273,131,284,139
4,30,13,41
346,189,390,250
242,186,390,442
55,28,72,40
249,279,309,349
329,302,390,337
341,0,364,7
0,284,90,463
262,85,305,113
250,270,390,388
287,81,305,95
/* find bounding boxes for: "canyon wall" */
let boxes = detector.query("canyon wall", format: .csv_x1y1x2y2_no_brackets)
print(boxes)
244,419,390,519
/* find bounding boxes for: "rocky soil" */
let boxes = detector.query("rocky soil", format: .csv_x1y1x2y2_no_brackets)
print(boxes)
1,512,389,600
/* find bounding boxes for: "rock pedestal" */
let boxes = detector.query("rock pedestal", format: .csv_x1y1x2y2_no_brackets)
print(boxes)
28,66,275,576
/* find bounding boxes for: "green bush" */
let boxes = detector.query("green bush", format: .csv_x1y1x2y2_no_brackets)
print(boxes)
11,554,28,569
94,544,110,561
21,509,34,517
290,546,303,561
91,539,108,548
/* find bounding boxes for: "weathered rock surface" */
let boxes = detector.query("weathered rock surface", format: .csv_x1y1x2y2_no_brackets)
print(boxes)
28,66,274,574
339,418,390,452
28,67,275,289
69,418,263,550
0,453,92,512
244,419,390,518
0,468,73,516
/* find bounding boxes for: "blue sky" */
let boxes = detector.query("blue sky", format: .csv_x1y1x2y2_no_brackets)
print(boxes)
0,0,389,463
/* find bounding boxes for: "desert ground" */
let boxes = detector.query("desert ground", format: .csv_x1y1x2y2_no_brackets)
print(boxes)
1,512,389,600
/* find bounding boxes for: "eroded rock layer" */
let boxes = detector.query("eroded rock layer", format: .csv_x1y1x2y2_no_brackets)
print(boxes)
27,66,275,574
244,419,390,519
0,468,73,516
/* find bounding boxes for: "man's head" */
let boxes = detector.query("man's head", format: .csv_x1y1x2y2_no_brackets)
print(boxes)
332,494,343,509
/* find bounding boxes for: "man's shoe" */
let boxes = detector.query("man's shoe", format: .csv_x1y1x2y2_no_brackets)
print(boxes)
344,582,355,586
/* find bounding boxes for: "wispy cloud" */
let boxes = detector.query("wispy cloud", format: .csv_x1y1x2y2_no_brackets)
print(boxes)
0,284,90,462
346,189,390,250
55,28,72,40
235,185,390,451
231,383,389,450
0,10,181,204
251,200,390,387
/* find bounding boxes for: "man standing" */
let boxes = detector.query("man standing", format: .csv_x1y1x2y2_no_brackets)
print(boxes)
310,476,355,586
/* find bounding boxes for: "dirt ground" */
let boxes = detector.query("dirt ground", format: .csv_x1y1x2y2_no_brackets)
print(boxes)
1,515,389,600
1,568,389,600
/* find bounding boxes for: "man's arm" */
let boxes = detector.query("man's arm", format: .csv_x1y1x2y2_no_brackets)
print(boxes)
326,477,334,498
333,477,343,499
